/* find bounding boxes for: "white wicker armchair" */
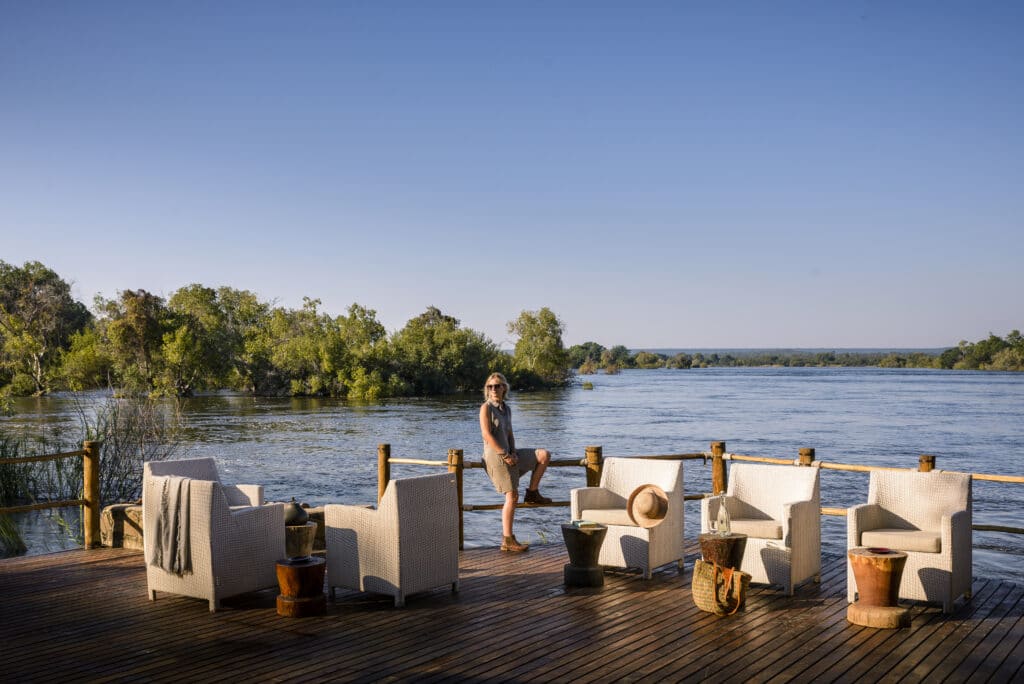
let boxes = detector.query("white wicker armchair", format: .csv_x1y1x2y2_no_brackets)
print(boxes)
142,458,285,612
701,463,821,595
570,457,685,579
847,469,972,613
325,472,460,608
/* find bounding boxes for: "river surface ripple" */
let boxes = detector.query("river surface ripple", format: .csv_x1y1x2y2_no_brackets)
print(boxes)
5,367,1023,584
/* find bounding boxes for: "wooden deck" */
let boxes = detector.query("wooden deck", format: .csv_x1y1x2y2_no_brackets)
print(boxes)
1,544,1021,683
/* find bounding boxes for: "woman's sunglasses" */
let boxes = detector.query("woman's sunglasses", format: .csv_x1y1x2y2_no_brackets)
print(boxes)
486,384,504,390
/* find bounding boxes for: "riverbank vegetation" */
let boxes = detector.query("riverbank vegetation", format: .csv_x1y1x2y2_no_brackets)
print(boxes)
1,259,1020,399
567,334,1024,373
0,260,570,399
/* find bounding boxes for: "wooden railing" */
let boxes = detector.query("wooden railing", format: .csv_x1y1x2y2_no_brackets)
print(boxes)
377,440,1024,550
0,441,102,549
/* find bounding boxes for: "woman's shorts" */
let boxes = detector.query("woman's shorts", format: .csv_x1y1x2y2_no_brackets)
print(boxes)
482,448,539,494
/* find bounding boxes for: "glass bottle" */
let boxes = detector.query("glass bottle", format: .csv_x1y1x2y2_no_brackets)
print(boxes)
715,493,731,536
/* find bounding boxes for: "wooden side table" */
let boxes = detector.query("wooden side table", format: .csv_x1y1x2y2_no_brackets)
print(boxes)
847,547,910,628
562,523,607,587
698,532,747,569
276,556,326,617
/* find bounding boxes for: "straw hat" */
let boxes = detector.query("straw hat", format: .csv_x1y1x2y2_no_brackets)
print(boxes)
627,483,669,528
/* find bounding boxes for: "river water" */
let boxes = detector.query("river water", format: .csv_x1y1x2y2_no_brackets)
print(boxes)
4,367,1023,583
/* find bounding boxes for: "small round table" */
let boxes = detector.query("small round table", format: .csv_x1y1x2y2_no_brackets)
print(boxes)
698,532,747,569
561,523,607,587
847,547,910,628
276,556,326,617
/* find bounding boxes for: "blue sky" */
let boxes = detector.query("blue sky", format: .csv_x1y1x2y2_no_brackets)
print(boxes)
2,2,1022,349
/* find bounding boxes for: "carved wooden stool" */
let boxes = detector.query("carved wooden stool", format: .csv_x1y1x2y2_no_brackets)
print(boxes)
276,556,326,617
848,547,910,628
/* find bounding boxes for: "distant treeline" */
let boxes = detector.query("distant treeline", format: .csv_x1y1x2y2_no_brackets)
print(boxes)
1,259,1020,401
0,260,570,399
567,333,1024,374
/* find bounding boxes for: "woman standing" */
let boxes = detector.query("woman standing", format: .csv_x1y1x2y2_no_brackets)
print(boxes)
479,372,552,552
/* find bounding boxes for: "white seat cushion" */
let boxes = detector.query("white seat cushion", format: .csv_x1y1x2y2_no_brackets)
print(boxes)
731,518,783,540
861,528,941,553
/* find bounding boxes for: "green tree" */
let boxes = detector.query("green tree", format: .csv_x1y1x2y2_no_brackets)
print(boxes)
634,351,666,369
390,306,500,394
937,346,961,369
98,289,170,392
507,307,570,388
666,352,692,369
59,326,114,390
601,345,633,371
158,284,237,395
0,260,91,395
878,353,905,368
335,304,399,399
567,341,605,368
215,287,274,394
987,347,1024,371
953,334,1008,370
268,298,343,396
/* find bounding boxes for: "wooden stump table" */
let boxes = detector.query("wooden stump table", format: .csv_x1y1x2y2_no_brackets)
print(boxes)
561,523,607,587
276,556,326,617
698,532,747,569
847,547,910,628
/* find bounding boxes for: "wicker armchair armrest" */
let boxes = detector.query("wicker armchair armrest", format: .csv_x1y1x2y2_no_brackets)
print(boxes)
570,487,622,519
230,500,284,526
325,503,378,531
783,498,817,548
847,503,886,547
224,484,264,507
947,509,972,553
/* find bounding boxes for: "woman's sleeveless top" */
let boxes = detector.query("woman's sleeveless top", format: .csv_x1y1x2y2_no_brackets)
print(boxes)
482,401,512,457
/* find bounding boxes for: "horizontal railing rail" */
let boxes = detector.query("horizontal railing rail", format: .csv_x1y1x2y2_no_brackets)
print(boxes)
0,441,102,548
378,441,1024,550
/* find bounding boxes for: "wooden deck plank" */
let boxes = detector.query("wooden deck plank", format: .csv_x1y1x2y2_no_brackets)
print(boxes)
873,579,1008,683
667,558,850,683
484,565,688,682
626,555,841,683
682,595,848,682
2,544,1022,683
744,601,864,680
962,589,1024,679
915,582,1024,682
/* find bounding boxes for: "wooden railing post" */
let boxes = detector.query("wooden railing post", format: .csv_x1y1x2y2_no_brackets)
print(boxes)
919,454,936,472
799,447,815,466
448,448,465,550
711,441,727,494
377,443,390,503
82,440,101,549
585,446,603,487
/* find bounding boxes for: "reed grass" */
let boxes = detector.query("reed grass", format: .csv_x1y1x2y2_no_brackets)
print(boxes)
1,394,186,557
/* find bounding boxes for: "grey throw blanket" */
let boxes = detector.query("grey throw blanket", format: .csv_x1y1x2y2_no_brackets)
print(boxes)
150,475,193,576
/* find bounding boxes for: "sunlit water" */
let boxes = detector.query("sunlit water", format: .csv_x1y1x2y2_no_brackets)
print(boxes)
5,367,1023,583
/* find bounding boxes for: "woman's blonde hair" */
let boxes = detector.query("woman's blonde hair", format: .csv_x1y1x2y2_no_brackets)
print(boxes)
483,372,509,400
